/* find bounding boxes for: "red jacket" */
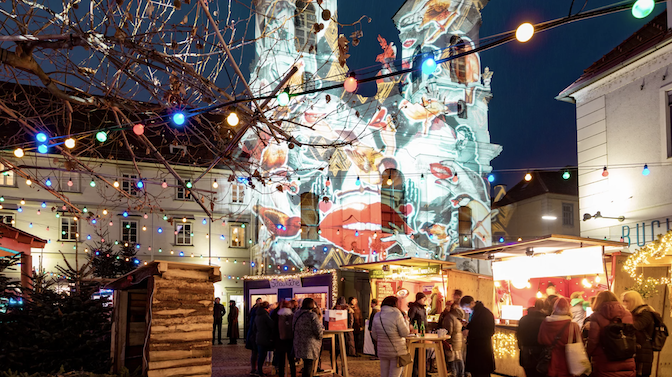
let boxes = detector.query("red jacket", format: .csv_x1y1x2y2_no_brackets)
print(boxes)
586,302,636,377
538,316,580,377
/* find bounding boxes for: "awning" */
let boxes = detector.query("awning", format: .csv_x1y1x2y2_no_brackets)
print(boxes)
452,234,627,260
340,257,456,271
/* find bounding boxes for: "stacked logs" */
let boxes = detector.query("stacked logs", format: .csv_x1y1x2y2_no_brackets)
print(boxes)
147,268,214,377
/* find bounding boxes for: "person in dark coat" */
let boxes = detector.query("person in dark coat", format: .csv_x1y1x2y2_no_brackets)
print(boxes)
369,299,380,358
255,302,275,377
461,296,495,377
247,298,262,375
517,299,547,377
213,297,225,345
294,298,324,377
227,300,239,344
276,300,297,377
586,291,635,377
622,291,655,377
408,292,429,377
538,297,580,377
349,297,364,355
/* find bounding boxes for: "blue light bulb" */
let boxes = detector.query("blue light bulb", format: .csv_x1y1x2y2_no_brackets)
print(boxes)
220,235,225,240
123,211,128,217
158,228,163,233
499,237,504,243
172,112,186,125
17,207,23,213
136,180,144,189
41,202,46,208
87,235,91,240
134,259,140,264
488,174,495,183
179,251,184,257
36,132,48,143
45,178,52,186
421,58,437,75
202,218,207,225
38,144,48,154
643,164,650,176
355,176,361,186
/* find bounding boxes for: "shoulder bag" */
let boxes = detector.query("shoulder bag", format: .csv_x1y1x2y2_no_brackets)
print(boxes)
379,313,413,368
566,323,591,376
536,321,570,375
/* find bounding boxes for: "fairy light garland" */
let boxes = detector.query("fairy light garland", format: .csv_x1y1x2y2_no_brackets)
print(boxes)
244,269,339,305
623,229,672,298
493,330,518,359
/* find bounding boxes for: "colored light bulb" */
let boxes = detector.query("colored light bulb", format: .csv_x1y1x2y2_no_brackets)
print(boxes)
172,112,186,125
227,112,239,126
96,131,107,143
36,132,48,143
133,124,145,135
421,58,437,75
643,164,650,176
632,0,655,18
344,75,357,93
277,91,290,107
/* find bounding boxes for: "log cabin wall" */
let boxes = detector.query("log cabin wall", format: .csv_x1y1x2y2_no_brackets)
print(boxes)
147,267,215,377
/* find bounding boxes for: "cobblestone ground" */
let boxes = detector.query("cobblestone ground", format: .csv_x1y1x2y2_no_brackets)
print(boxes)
212,343,384,377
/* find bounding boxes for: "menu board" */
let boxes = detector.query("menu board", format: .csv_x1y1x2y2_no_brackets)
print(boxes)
377,281,396,298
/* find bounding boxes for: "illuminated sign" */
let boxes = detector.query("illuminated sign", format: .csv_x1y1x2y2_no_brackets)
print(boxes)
370,265,439,279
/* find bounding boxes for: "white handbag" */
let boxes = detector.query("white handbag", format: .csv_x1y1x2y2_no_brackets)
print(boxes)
565,325,591,376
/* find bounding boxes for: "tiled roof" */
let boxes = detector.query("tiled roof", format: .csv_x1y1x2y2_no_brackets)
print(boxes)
557,10,672,101
494,169,578,207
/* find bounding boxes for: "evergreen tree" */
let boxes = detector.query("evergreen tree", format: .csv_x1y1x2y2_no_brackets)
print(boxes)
87,229,139,279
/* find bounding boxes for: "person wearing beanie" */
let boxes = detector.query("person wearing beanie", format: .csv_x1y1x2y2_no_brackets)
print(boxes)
408,292,429,377
569,291,590,328
537,297,581,377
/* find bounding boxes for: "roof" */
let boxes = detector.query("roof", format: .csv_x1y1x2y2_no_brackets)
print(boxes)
0,222,47,249
493,169,577,207
557,10,672,102
340,257,456,271
452,234,627,260
105,260,221,290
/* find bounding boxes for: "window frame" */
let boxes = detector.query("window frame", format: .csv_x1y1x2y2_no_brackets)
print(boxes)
59,216,79,242
121,220,138,244
121,173,139,196
60,171,81,193
231,183,245,204
229,223,247,248
174,222,193,246
294,1,317,54
458,206,473,248
562,203,574,227
176,180,192,201
0,164,16,187
300,192,320,240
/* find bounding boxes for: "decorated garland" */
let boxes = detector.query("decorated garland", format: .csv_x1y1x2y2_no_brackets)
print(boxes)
623,229,672,298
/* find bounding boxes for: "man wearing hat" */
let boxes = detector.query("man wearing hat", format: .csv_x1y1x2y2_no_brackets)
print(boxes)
408,292,429,377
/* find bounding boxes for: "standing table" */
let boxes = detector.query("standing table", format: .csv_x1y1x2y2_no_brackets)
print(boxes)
314,329,353,377
403,333,451,377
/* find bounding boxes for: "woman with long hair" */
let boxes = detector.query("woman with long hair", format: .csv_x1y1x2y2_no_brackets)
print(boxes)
622,291,656,377
371,296,410,377
537,297,580,377
587,291,635,377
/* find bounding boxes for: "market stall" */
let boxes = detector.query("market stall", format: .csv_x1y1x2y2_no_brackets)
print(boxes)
454,235,626,377
340,257,494,354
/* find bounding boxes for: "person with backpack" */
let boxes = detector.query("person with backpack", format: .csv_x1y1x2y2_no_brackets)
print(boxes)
537,297,580,377
517,299,547,377
622,291,660,377
586,291,635,377
276,300,297,377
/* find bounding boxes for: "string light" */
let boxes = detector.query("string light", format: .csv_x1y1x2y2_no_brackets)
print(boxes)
516,22,534,42
20,199,25,205
103,209,108,215
113,180,119,188
162,180,168,188
602,166,609,177
344,73,357,93
172,112,186,126
524,172,532,182
227,112,239,126
421,57,437,75
133,124,145,135
26,178,32,186
67,178,73,187
623,229,672,297
90,179,96,187
45,178,52,186
64,138,76,149
632,0,655,18
36,132,48,143
277,90,290,107
244,269,339,304
355,176,361,186
213,179,218,188
14,148,24,158
186,181,192,189
562,171,570,180
642,164,650,176
487,174,495,183
38,144,48,154
96,131,107,142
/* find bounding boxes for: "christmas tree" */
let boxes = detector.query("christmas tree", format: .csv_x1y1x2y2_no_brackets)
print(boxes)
87,229,139,279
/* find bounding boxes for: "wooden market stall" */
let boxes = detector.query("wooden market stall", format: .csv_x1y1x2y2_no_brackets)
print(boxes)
105,260,221,377
341,258,494,331
454,235,627,377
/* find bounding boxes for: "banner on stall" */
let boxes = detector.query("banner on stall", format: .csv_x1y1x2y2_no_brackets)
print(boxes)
270,277,302,288
492,246,604,281
370,265,439,279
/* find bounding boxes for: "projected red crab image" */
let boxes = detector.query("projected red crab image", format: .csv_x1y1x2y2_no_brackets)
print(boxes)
320,202,415,255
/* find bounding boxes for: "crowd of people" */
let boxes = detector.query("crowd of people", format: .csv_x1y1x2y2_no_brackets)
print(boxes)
517,289,661,377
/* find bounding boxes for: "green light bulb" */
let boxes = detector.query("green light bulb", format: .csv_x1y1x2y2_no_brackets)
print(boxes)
277,91,290,107
632,0,654,18
186,181,192,189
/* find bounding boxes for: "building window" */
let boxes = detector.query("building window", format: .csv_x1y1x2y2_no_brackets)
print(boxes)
303,72,315,92
176,180,192,201
667,92,672,158
60,171,81,192
230,223,246,248
294,1,316,53
231,184,245,204
562,203,574,226
458,206,472,248
121,173,138,196
175,222,192,245
121,220,138,244
381,168,406,234
0,164,15,187
60,217,78,241
0,214,14,225
300,192,319,240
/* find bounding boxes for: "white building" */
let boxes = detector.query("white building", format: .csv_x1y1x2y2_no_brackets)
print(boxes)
0,154,252,309
557,9,672,247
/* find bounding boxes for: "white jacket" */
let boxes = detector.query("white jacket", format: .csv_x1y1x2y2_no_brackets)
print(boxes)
371,305,410,359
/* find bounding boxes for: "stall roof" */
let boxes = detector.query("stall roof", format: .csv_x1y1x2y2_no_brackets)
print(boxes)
452,234,627,260
340,257,456,271
105,260,221,290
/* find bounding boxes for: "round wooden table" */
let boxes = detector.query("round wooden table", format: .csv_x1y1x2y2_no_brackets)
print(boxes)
313,328,354,377
403,333,451,377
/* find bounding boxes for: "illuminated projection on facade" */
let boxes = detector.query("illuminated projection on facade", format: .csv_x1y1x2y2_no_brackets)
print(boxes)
243,0,500,272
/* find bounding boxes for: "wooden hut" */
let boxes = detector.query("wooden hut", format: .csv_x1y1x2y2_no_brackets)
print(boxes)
106,260,221,377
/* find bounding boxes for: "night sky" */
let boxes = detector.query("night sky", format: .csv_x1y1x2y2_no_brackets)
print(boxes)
337,0,665,189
